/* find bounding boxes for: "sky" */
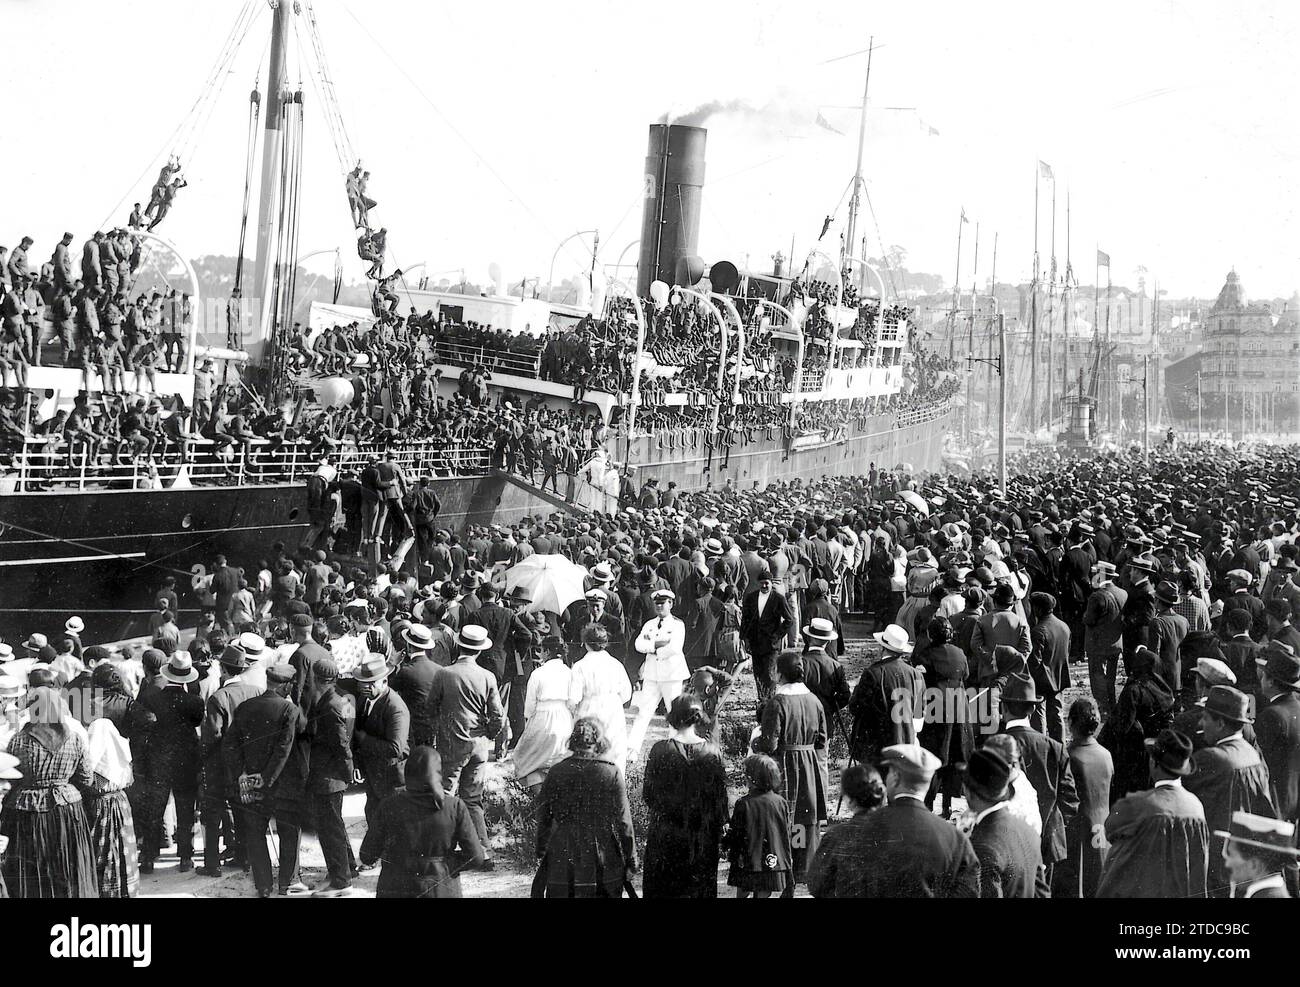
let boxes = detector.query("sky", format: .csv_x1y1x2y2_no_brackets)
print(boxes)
2,0,1297,301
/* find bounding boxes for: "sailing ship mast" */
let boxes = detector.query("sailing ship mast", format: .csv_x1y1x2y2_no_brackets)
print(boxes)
840,36,874,293
251,0,294,364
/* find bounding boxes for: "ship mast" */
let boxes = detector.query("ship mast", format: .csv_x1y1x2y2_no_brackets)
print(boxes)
840,36,874,292
251,0,294,365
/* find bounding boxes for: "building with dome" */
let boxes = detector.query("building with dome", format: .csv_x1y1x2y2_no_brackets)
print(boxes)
1198,271,1300,436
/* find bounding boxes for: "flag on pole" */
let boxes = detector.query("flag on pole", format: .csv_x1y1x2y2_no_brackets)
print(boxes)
960,208,970,224
1039,160,1054,180
814,112,844,135
1097,248,1110,268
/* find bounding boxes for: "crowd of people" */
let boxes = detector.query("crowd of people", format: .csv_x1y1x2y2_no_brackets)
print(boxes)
4,440,1300,898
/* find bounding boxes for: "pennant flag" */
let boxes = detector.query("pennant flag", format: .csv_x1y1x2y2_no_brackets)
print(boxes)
960,208,970,224
814,112,844,135
1097,248,1111,267
1039,160,1054,180
928,125,940,136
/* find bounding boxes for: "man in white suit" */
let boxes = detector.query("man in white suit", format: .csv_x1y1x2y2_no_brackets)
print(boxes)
627,588,687,762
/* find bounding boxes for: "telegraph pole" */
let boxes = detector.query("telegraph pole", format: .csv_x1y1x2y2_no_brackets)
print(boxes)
999,314,1007,490
1143,354,1150,459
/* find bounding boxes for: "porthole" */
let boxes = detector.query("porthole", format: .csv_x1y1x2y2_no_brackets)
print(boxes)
181,514,194,529
288,508,300,521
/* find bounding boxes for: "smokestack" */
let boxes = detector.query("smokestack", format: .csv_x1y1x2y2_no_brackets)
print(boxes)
637,124,707,296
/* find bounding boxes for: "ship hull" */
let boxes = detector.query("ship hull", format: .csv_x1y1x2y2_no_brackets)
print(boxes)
0,410,953,640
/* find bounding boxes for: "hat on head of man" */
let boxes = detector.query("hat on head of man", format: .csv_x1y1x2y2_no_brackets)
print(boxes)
353,655,392,683
266,664,296,685
803,617,838,642
964,748,1012,801
219,645,250,670
1195,657,1237,689
456,625,492,652
1145,728,1196,776
879,743,940,785
1001,672,1042,706
1203,684,1253,724
1153,580,1180,606
1214,811,1300,860
402,624,434,650
1256,642,1300,691
872,623,913,655
161,652,200,684
1226,568,1253,586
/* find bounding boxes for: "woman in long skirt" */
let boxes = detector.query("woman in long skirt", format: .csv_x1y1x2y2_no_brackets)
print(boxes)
1,688,98,898
568,626,633,766
753,651,828,894
81,718,139,898
642,695,728,898
512,642,574,793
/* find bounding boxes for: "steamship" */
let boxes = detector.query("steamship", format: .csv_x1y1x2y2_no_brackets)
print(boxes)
0,6,955,641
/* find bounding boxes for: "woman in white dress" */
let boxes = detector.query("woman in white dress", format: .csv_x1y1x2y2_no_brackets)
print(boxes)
512,642,574,794
568,626,633,767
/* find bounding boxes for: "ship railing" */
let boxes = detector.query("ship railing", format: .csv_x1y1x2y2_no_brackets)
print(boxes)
799,370,827,392
894,400,951,429
7,437,495,493
427,341,542,378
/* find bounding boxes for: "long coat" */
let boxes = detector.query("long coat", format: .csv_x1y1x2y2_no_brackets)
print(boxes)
848,655,925,762
1096,783,1209,898
359,789,484,898
535,755,636,897
642,739,729,898
1062,736,1114,898
354,688,410,790
755,687,829,883
1256,691,1300,822
1184,735,1276,896
1098,672,1174,801
1002,723,1080,864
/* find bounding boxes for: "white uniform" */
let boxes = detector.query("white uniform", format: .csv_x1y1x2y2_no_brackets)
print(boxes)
627,613,687,762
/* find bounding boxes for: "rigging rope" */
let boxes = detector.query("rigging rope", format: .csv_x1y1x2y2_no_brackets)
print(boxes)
233,88,262,301
96,0,261,232
863,185,900,298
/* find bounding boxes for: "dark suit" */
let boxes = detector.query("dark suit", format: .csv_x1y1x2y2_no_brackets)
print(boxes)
740,588,793,696
307,685,356,889
1029,613,1071,742
136,684,205,863
807,798,980,898
657,556,694,617
1148,610,1189,695
970,804,1047,898
1256,691,1300,823
200,677,263,869
223,692,306,894
289,639,332,715
391,654,441,747
1222,591,1266,642
354,688,410,828
464,601,532,749
1002,723,1080,870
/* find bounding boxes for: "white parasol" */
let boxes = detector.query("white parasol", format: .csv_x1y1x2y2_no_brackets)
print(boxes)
503,553,589,615
897,490,930,515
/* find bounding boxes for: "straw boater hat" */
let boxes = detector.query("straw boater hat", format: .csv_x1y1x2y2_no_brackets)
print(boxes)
1214,811,1300,859
402,624,434,650
456,625,492,652
803,617,838,642
161,652,199,684
873,624,912,655
65,617,85,634
0,752,21,781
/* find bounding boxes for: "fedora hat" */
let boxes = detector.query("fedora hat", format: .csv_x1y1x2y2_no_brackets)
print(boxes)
22,633,47,652
402,624,434,650
456,625,493,651
161,652,199,684
353,655,392,683
1256,642,1300,690
1145,728,1196,776
872,624,913,655
1153,580,1180,606
803,617,838,642
1001,672,1042,705
964,748,1012,799
1203,684,1253,724
218,645,250,670
1214,811,1300,859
